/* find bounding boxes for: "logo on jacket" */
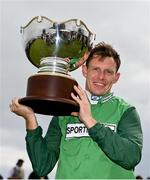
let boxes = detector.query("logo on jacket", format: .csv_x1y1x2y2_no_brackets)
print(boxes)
65,123,117,138
66,123,89,138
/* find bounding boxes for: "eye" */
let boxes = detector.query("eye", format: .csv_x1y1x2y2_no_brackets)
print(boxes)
93,67,99,71
105,69,114,75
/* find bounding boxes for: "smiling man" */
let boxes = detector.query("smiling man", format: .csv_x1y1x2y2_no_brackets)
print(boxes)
83,52,120,96
10,42,143,179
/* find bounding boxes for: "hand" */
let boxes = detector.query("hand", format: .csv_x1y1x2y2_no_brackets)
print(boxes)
10,97,34,119
71,85,97,129
9,97,38,129
64,58,70,62
64,51,90,71
75,51,90,68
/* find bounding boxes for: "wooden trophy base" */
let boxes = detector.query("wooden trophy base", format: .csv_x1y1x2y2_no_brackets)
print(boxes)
19,73,79,116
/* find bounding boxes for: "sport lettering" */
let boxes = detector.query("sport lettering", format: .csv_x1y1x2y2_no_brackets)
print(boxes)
66,123,117,138
66,123,89,138
67,126,87,134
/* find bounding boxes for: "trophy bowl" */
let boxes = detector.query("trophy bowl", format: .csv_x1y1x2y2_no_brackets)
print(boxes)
19,16,95,116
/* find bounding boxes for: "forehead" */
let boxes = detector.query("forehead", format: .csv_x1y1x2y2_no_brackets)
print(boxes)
89,55,117,67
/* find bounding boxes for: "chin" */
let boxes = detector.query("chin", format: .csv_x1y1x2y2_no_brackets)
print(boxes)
91,91,105,96
94,89,105,95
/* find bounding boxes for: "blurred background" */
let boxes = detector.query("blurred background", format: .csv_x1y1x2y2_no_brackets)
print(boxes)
0,0,150,179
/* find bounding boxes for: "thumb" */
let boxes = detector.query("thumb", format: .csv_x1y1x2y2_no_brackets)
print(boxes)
71,112,79,116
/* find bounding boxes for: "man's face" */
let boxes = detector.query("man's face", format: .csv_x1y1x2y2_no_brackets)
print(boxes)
82,56,120,96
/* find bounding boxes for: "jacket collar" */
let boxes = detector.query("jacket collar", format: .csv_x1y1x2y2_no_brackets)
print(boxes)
86,91,113,104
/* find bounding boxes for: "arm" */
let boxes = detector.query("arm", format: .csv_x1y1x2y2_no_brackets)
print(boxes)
71,86,143,170
88,107,143,170
10,97,61,176
26,116,61,177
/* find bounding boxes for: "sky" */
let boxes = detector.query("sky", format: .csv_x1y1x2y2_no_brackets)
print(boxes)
0,0,150,179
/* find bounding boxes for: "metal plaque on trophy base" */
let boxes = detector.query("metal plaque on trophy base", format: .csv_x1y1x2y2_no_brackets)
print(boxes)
19,16,95,116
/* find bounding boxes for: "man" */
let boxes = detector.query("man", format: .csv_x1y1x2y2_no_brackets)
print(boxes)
10,42,143,179
8,159,24,179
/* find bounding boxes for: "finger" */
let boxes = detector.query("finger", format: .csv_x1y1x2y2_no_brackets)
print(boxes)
64,58,70,62
10,97,20,111
75,51,90,68
9,103,16,112
71,112,79,116
74,85,87,100
71,92,81,104
83,51,90,58
75,57,86,68
12,97,21,107
9,104,13,112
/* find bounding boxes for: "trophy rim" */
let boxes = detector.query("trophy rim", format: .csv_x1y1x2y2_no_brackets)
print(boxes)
20,15,96,38
20,16,96,72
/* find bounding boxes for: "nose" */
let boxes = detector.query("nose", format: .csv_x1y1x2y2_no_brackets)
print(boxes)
98,71,105,80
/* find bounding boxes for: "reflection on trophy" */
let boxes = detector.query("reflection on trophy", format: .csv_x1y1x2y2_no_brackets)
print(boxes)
19,16,95,116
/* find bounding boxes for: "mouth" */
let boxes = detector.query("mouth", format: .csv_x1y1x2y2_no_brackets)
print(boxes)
93,82,105,87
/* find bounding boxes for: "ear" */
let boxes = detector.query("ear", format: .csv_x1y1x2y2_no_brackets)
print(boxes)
113,72,120,83
82,64,88,78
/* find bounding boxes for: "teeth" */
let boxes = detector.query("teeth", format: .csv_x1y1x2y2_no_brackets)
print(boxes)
94,82,105,86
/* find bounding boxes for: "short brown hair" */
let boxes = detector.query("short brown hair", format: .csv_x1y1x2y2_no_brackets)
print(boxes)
86,42,121,72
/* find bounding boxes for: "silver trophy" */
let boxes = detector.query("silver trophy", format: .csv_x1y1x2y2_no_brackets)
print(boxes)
19,16,95,116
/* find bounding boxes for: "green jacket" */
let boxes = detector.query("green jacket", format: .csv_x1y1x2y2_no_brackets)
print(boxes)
26,94,143,179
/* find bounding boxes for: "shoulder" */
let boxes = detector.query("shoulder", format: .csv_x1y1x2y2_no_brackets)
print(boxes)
112,96,133,108
113,97,141,127
110,96,135,117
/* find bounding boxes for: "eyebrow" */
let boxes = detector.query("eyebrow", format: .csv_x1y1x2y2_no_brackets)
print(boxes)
89,65,117,72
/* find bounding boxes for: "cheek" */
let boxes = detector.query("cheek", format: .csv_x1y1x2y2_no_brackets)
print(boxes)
86,75,94,87
85,70,93,79
88,73,96,83
88,70,98,79
108,76,117,85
